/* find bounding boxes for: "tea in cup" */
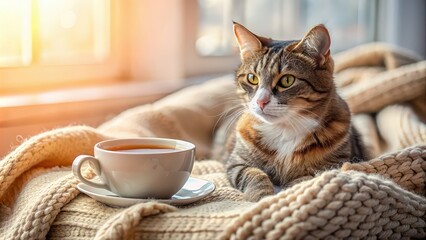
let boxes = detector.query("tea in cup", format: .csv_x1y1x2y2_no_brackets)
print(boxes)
72,138,195,199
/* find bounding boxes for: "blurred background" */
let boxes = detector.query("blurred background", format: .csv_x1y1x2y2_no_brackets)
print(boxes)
0,0,425,156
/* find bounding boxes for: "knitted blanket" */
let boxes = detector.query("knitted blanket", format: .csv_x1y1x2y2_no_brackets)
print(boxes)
1,43,425,239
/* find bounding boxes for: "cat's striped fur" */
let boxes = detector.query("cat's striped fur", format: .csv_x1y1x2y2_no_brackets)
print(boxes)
225,23,367,202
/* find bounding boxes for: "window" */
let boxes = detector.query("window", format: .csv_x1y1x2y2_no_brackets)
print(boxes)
197,0,377,56
0,0,109,67
0,0,31,67
0,0,124,94
37,0,110,65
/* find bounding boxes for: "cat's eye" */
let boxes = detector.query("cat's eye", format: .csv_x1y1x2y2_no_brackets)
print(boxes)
278,75,296,88
247,73,259,85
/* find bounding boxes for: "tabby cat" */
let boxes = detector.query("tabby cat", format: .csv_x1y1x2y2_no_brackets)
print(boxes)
225,22,367,202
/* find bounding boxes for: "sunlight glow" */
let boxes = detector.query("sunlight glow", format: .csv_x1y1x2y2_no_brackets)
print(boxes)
0,0,31,66
0,0,110,67
60,10,77,29
38,0,110,64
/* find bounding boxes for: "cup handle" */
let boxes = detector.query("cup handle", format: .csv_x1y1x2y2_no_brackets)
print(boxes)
72,155,109,190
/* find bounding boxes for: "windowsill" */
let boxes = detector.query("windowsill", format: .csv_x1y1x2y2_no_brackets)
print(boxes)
0,80,190,132
0,80,183,108
0,73,229,108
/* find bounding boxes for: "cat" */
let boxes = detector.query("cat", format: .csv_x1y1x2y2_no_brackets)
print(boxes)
224,22,367,202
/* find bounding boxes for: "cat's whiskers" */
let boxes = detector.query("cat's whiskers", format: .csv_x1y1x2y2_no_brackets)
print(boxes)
208,94,243,118
287,105,322,120
209,102,242,118
210,100,243,131
222,108,247,138
264,105,299,134
212,103,244,134
208,97,242,112
261,105,307,130
206,91,240,108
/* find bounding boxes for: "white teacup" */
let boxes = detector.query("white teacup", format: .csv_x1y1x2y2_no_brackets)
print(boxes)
72,138,195,199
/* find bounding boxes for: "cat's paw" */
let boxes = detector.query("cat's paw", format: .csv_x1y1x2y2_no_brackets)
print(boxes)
243,185,275,202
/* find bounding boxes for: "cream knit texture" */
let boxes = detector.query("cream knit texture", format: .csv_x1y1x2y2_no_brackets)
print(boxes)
1,43,425,239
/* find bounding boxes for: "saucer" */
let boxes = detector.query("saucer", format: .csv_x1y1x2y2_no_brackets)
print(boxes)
77,177,216,207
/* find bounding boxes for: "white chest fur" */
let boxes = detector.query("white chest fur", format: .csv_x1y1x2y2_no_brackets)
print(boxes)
255,116,318,160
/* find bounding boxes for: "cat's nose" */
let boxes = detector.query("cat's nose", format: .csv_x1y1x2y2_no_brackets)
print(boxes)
257,98,270,111
255,88,271,111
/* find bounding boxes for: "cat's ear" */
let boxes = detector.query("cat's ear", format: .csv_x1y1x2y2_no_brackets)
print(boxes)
233,22,263,63
293,24,331,66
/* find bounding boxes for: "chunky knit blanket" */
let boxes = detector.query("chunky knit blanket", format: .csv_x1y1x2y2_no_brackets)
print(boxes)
1,43,425,239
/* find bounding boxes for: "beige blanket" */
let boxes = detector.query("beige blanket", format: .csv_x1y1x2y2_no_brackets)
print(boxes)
1,43,425,239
